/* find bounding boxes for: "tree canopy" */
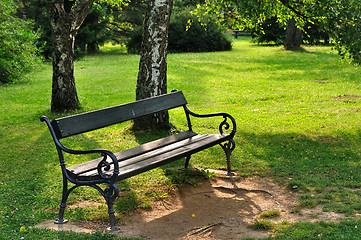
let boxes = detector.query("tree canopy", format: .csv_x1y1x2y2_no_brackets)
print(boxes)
194,0,361,64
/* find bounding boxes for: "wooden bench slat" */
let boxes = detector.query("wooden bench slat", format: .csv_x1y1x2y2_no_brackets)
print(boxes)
72,134,209,178
116,134,229,180
53,91,187,139
72,133,229,181
67,130,197,176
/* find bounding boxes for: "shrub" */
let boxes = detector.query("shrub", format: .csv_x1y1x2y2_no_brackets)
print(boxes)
168,10,232,53
251,17,285,45
0,0,39,83
126,9,232,53
126,27,143,54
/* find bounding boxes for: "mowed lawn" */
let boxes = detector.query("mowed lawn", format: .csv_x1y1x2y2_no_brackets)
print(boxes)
1,37,361,239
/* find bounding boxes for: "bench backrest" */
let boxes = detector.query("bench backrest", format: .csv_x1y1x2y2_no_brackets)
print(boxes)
51,91,188,139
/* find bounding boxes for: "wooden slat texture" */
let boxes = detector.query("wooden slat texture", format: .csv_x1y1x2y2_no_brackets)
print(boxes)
67,131,197,175
68,133,231,181
53,91,187,138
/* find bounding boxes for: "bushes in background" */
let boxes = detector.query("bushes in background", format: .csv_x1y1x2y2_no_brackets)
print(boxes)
126,10,232,54
0,0,39,83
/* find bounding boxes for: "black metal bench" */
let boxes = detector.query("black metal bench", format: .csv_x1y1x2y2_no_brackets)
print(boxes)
40,90,236,230
231,29,251,38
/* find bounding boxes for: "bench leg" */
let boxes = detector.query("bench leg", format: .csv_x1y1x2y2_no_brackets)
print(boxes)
55,203,68,224
104,184,120,231
55,177,75,224
108,203,118,231
184,155,191,169
220,139,236,176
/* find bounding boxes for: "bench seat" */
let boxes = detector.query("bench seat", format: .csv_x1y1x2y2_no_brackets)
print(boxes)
68,131,231,181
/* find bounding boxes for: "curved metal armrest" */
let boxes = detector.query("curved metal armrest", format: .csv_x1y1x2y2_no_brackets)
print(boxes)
63,146,119,181
183,106,237,138
40,116,119,180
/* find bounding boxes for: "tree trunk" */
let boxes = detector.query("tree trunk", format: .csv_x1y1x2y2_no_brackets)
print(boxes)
134,0,173,130
284,17,302,50
49,0,94,112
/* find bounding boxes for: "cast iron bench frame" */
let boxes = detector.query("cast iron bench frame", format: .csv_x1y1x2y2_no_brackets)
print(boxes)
41,90,236,230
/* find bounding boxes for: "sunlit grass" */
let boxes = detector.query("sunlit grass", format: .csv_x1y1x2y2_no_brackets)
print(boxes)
1,37,361,238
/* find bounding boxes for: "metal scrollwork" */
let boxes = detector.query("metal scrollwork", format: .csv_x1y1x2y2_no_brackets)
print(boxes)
223,139,236,152
97,153,112,180
104,184,120,202
220,139,236,154
219,116,230,135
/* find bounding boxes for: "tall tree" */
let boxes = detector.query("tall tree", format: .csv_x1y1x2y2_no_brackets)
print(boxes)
48,0,94,112
134,0,173,129
284,16,302,50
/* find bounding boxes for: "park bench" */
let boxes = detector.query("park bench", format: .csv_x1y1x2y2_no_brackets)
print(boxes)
40,90,237,231
231,29,251,39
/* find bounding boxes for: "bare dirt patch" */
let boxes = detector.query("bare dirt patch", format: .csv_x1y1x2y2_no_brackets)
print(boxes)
69,170,344,239
334,94,361,100
37,170,345,239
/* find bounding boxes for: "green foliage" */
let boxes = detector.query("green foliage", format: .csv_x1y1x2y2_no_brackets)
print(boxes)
259,209,281,218
0,228,125,240
0,0,39,83
195,0,361,64
106,0,147,44
76,2,112,54
17,0,52,59
126,9,232,53
251,17,286,45
303,22,330,45
125,27,143,54
164,168,215,187
327,0,361,64
251,17,330,46
112,0,206,46
251,218,274,230
19,0,113,59
115,192,141,212
168,9,232,53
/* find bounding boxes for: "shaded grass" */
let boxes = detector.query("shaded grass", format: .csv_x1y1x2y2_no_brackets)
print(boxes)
1,37,361,238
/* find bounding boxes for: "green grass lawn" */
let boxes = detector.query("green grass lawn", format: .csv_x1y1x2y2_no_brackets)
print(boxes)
1,37,361,239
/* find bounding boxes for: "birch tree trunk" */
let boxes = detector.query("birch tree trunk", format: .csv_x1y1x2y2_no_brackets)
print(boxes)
49,0,94,112
134,0,173,130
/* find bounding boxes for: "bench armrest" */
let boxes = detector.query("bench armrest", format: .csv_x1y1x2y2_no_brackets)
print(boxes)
183,106,237,138
41,116,119,181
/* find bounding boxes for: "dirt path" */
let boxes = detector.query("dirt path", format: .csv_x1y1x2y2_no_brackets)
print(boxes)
37,169,345,239
110,170,343,239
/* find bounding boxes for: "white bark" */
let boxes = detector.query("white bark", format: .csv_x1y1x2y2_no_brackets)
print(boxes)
134,0,173,129
49,0,94,112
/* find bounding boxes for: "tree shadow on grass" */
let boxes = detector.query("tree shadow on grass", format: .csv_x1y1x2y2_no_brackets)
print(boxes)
237,130,361,193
